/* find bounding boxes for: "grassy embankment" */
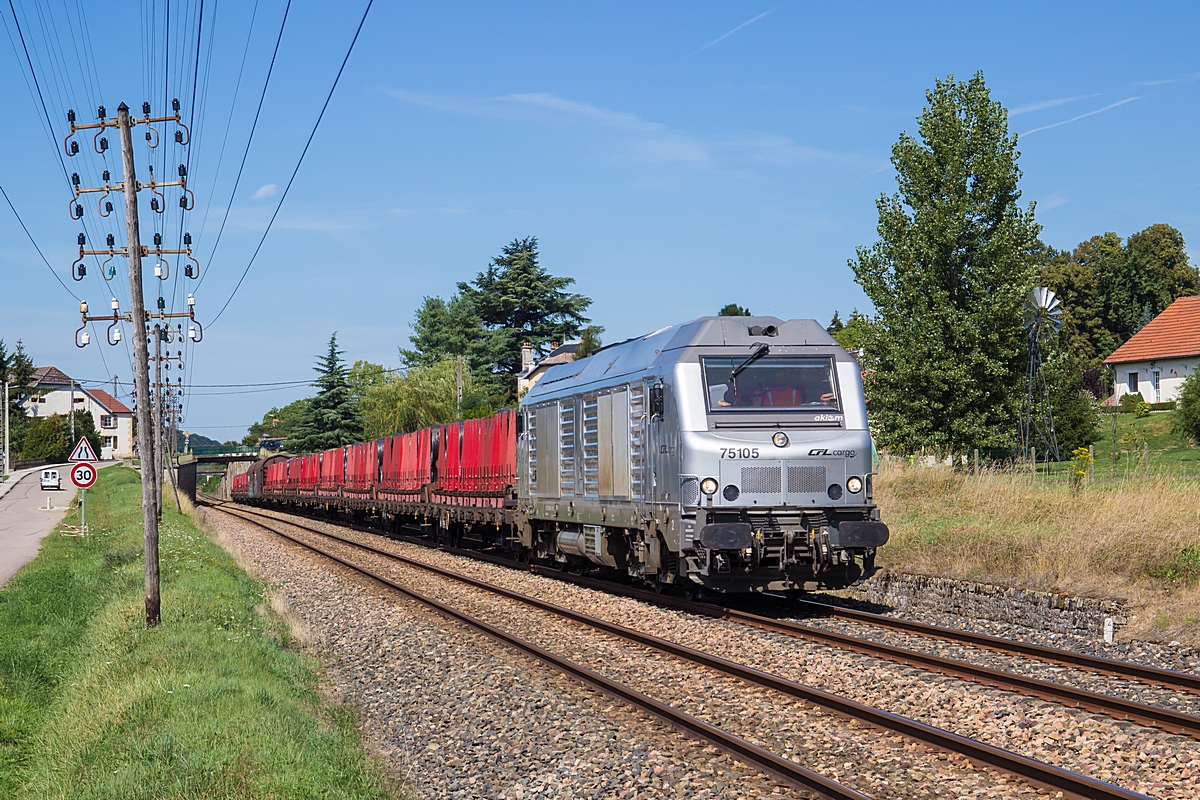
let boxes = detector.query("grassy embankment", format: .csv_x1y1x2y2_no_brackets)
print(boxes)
874,411,1200,645
0,465,402,799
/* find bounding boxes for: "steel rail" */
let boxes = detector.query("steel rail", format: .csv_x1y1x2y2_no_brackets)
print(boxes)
208,502,1155,800
215,500,1200,737
202,503,870,800
789,597,1200,696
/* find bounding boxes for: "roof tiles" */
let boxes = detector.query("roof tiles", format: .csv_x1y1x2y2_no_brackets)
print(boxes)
1104,296,1200,364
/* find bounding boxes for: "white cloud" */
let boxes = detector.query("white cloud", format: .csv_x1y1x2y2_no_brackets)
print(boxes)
388,88,877,171
252,183,277,199
1037,192,1069,211
389,88,711,164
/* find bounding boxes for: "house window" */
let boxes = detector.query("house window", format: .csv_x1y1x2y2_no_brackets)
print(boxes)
100,415,116,429
74,396,84,403
1127,372,1138,393
1151,370,1160,403
103,436,113,448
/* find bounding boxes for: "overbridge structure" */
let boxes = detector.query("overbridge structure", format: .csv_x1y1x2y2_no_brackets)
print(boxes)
176,445,260,501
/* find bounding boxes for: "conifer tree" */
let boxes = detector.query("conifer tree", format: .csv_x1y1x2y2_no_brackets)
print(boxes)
851,72,1041,453
288,334,363,453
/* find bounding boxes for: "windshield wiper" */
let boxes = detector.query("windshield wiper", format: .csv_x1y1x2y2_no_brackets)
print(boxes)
730,343,769,385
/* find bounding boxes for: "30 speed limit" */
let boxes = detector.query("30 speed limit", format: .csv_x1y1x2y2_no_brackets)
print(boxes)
70,462,97,489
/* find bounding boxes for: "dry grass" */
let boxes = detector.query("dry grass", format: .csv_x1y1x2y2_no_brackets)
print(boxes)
874,457,1200,645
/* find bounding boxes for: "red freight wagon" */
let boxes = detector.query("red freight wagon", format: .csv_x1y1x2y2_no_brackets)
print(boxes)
437,421,463,494
318,447,345,493
232,473,248,494
344,440,377,495
379,428,432,498
266,458,288,491
297,453,320,491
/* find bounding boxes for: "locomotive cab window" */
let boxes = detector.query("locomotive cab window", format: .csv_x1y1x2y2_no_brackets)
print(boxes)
702,356,839,411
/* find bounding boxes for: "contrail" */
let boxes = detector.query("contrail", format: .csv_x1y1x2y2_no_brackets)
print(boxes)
1021,96,1142,135
696,7,777,52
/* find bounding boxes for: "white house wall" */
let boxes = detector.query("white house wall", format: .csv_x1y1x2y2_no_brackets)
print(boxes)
21,387,132,460
1111,357,1196,404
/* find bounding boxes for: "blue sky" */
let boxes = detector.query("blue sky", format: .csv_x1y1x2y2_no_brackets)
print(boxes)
2,1,1198,438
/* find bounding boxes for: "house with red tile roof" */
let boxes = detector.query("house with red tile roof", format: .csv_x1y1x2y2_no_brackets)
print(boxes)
1104,296,1200,404
22,367,134,459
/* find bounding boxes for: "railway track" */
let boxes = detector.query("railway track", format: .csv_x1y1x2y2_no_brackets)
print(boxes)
203,498,1162,800
211,498,1200,733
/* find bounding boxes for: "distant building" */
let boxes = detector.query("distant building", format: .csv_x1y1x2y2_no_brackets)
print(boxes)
21,366,134,459
517,341,580,394
1104,296,1200,404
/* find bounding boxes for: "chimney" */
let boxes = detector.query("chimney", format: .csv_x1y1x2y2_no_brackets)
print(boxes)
521,342,534,372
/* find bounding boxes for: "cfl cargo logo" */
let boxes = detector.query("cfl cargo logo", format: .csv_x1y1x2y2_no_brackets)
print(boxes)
809,448,858,458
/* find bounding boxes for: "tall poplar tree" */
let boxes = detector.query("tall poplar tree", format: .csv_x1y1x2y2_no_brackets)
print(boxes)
851,73,1041,452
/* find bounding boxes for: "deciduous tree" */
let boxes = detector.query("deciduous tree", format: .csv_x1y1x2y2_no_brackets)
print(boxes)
719,303,752,316
851,72,1041,453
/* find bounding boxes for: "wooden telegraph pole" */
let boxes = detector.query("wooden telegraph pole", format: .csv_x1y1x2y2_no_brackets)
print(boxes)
117,102,161,627
153,325,164,520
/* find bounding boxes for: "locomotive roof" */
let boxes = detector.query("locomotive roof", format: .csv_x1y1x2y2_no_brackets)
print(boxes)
522,316,843,404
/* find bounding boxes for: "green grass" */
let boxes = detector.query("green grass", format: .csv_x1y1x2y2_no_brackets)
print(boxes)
0,466,401,799
1089,409,1200,477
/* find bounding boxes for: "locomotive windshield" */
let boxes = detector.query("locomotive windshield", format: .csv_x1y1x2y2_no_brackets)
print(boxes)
702,356,839,411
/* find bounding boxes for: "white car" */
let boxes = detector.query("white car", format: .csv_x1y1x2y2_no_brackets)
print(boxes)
40,469,61,490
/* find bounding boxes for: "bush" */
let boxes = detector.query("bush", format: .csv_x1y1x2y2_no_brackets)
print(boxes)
1120,391,1145,412
1173,372,1200,444
1135,401,1152,418
19,412,103,462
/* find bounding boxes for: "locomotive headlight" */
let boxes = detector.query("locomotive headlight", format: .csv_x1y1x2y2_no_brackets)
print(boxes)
847,476,863,494
700,477,718,496
772,431,789,448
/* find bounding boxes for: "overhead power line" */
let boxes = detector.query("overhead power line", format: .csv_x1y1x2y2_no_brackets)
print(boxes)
209,0,374,326
1,184,78,300
196,0,291,288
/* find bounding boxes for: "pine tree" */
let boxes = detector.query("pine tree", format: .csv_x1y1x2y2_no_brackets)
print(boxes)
460,237,591,396
851,72,1041,453
288,334,363,453
826,311,844,335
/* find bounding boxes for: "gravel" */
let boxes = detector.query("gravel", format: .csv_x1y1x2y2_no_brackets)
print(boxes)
204,507,811,799
227,506,1200,800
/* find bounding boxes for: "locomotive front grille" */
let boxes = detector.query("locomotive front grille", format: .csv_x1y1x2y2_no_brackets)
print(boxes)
741,466,782,494
680,475,700,507
787,465,826,494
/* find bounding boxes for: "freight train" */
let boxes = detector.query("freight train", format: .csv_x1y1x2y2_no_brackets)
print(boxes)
231,316,889,595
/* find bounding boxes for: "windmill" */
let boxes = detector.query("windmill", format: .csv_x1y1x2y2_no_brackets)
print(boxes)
1018,287,1063,463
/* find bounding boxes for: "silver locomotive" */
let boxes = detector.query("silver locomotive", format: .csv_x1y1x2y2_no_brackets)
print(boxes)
518,315,888,594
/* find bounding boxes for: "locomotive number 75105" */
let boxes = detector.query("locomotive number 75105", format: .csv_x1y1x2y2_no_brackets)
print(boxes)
720,447,759,459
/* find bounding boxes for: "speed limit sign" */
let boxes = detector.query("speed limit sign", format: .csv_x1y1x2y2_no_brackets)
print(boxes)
70,462,98,489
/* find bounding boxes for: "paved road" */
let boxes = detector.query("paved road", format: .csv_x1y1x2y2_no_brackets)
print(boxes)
0,469,73,587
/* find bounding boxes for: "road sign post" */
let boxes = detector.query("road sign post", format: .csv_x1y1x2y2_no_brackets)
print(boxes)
70,462,97,534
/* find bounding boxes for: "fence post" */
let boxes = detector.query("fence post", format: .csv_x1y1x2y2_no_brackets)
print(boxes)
1031,446,1036,481
973,448,979,478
